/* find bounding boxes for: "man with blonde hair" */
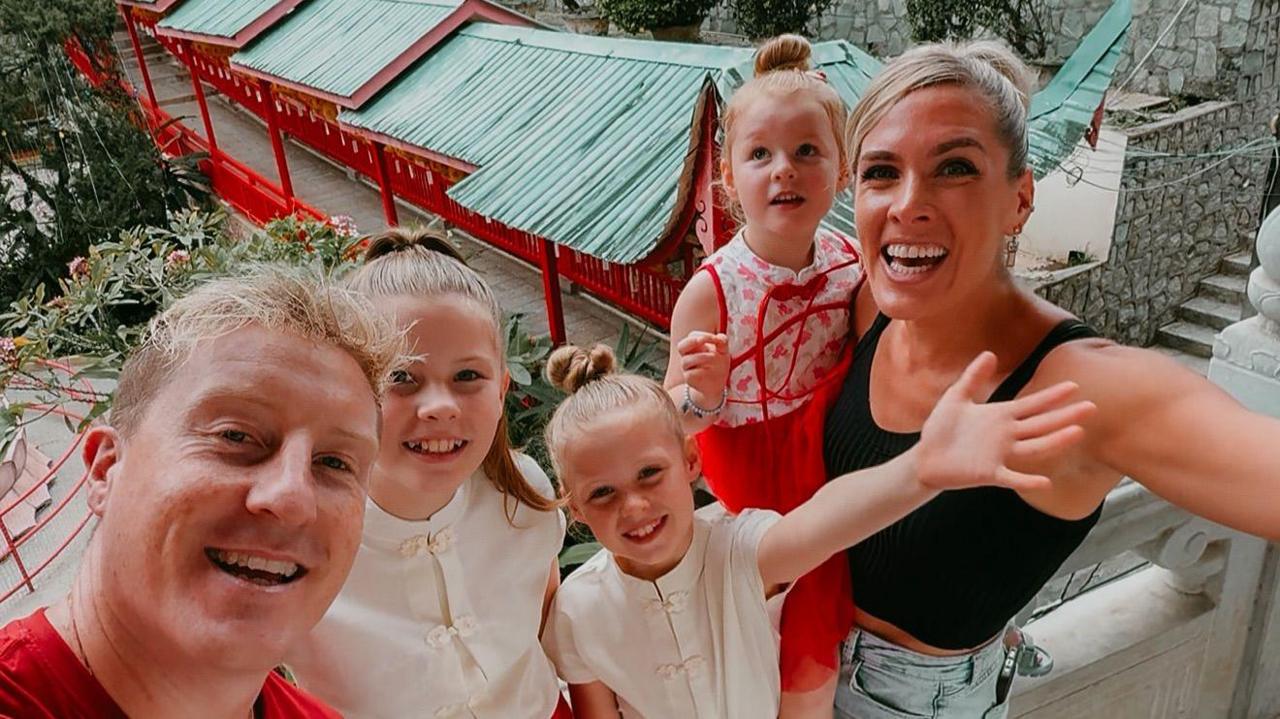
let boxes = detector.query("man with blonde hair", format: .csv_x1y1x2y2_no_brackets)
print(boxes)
0,268,404,718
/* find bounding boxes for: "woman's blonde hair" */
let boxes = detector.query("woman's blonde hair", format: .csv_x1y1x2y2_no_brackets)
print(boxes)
543,344,684,492
347,226,559,518
721,34,851,195
846,40,1035,179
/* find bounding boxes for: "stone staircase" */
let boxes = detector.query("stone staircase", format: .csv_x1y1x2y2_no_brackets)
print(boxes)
1153,252,1252,376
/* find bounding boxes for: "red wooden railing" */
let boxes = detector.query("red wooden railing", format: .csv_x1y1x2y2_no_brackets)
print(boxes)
65,36,324,225
0,363,99,605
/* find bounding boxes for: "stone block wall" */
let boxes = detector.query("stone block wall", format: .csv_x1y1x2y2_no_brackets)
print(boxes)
704,0,1256,98
1038,100,1270,344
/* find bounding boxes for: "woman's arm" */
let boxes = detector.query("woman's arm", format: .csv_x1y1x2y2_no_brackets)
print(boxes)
1067,344,1280,541
566,682,623,719
757,353,1096,589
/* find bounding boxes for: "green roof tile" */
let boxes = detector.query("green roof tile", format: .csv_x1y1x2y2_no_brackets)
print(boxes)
232,0,460,99
158,0,283,40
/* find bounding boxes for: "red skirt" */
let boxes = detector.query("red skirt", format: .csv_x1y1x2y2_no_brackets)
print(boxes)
695,345,856,692
551,694,573,719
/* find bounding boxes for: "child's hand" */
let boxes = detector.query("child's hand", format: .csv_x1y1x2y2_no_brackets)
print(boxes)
915,352,1096,492
677,331,730,406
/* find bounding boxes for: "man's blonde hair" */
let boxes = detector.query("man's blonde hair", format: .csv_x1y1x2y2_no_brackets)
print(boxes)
110,266,405,435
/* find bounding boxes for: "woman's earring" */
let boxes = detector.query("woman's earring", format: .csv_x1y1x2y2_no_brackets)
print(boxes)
1005,226,1022,269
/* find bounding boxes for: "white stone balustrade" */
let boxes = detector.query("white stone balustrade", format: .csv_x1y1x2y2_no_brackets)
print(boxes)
1005,205,1280,718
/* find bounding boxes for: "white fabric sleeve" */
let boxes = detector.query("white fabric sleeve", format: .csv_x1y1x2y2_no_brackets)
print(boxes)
727,508,783,595
541,593,600,685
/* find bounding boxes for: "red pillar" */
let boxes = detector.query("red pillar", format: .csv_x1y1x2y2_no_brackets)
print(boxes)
692,97,733,256
121,7,158,110
372,142,399,227
539,239,567,345
187,59,218,153
258,79,295,205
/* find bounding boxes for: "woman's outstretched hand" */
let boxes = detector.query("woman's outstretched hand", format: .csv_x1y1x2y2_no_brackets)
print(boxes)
916,351,1096,492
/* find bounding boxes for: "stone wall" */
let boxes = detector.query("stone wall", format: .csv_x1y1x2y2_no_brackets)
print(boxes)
1038,100,1269,344
705,0,1254,98
1037,0,1280,344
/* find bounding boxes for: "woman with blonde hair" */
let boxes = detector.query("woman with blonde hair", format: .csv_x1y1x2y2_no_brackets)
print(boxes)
823,40,1280,718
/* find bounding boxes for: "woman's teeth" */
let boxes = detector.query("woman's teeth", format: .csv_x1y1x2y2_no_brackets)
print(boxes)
405,439,467,454
883,243,948,274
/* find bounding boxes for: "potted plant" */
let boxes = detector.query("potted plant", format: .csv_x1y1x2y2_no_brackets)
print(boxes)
598,0,716,41
728,0,835,40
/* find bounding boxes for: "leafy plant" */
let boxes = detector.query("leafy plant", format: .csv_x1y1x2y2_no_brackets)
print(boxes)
729,0,836,40
597,0,716,34
906,0,1048,59
0,210,362,441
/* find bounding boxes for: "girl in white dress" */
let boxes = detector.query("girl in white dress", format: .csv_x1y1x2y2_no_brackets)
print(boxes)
540,343,1093,719
287,228,570,719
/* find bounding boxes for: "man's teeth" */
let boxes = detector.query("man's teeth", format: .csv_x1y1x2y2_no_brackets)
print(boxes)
212,550,299,579
627,519,662,539
885,243,948,259
406,439,466,454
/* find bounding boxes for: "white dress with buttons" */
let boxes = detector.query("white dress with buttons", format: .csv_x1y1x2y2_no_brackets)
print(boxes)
543,504,781,719
286,452,566,719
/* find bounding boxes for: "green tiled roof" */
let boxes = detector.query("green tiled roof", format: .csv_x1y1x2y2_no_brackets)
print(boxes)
342,0,1127,262
232,0,460,99
157,0,282,40
343,26,879,262
1028,0,1132,178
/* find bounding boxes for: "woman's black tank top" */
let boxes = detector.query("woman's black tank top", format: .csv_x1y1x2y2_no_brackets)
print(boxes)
822,313,1103,650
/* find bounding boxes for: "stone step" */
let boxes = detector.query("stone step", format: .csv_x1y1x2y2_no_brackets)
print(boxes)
1177,296,1242,331
1198,274,1248,305
1221,252,1253,278
1155,321,1217,359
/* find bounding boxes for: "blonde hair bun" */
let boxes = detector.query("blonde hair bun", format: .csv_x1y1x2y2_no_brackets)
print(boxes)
362,226,465,265
754,34,812,76
546,344,617,393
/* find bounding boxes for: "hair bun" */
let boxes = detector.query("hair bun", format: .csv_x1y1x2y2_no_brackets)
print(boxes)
754,34,812,76
546,344,616,393
362,227,465,265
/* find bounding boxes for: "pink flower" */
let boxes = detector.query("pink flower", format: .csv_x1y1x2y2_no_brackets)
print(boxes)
0,338,16,368
165,249,191,269
67,256,89,281
329,215,359,238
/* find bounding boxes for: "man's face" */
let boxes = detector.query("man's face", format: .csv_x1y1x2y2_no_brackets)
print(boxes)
83,325,380,670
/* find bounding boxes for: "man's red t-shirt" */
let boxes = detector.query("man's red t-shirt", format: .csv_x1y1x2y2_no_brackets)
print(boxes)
0,608,341,718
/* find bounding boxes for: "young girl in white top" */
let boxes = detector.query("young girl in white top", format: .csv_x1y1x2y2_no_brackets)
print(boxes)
286,228,570,719
542,344,1093,719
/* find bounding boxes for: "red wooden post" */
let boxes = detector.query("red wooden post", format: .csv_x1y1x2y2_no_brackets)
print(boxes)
372,142,399,227
187,59,218,153
539,239,567,345
121,7,158,110
258,80,295,206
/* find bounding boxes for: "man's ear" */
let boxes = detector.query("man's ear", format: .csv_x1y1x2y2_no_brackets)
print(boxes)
82,426,121,518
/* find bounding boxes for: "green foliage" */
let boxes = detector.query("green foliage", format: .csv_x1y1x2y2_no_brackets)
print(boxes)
0,0,213,314
905,0,1047,59
729,0,835,40
597,0,716,34
0,210,363,435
